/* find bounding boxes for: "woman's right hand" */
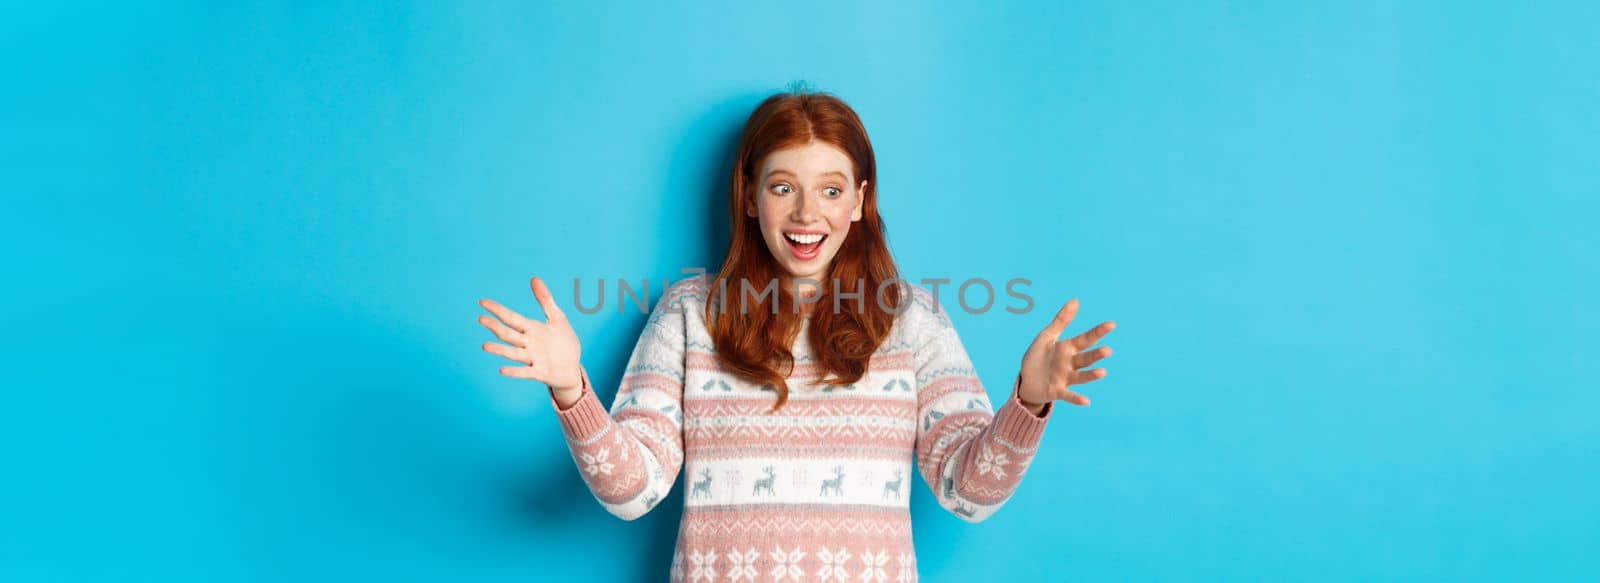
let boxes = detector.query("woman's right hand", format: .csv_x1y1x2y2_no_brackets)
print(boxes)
478,276,584,399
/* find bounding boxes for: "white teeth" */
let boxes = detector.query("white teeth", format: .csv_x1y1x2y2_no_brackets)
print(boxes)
784,232,825,245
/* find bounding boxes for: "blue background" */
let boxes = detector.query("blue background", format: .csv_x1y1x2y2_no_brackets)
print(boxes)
3,1,1596,581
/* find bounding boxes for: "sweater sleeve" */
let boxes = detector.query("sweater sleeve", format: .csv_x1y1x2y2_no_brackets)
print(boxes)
912,304,1052,523
547,285,688,521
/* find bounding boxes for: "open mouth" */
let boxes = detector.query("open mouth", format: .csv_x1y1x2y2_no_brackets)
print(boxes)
782,231,828,260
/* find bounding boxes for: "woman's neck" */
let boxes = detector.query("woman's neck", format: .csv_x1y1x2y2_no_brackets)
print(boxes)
783,275,822,317
783,275,824,300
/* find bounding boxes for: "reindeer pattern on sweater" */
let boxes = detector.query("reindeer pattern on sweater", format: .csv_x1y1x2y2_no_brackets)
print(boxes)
549,275,1053,582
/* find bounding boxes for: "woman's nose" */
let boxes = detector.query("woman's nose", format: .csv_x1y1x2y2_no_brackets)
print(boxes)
791,192,819,222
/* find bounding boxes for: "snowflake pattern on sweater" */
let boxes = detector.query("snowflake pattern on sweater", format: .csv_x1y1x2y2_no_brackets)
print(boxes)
550,275,1053,582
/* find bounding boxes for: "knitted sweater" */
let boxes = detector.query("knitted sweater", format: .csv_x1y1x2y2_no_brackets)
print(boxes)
548,275,1054,582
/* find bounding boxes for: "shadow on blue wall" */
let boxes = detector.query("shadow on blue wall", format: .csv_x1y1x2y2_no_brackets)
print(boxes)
507,97,746,577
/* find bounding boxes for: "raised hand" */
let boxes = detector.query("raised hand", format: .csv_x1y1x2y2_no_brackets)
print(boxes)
1018,298,1116,408
478,276,584,395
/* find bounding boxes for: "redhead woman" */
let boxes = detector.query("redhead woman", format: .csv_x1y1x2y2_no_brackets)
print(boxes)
477,89,1116,582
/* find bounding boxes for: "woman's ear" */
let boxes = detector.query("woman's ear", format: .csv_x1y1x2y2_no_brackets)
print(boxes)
851,180,868,222
745,186,759,218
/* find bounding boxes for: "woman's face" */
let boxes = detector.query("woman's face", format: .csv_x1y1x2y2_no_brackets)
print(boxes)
747,141,867,292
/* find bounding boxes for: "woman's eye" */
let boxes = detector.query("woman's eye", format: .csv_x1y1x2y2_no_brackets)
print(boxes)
825,187,841,197
772,184,792,194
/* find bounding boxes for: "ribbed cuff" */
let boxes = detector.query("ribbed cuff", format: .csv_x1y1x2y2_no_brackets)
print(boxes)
994,373,1050,446
550,367,611,441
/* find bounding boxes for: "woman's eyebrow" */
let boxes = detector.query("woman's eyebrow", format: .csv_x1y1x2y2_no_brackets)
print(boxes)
764,169,848,181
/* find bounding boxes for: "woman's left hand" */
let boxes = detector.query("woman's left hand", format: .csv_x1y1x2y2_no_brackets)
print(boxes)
1018,298,1116,409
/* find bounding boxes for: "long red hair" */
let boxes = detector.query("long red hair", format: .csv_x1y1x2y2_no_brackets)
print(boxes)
705,89,903,412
